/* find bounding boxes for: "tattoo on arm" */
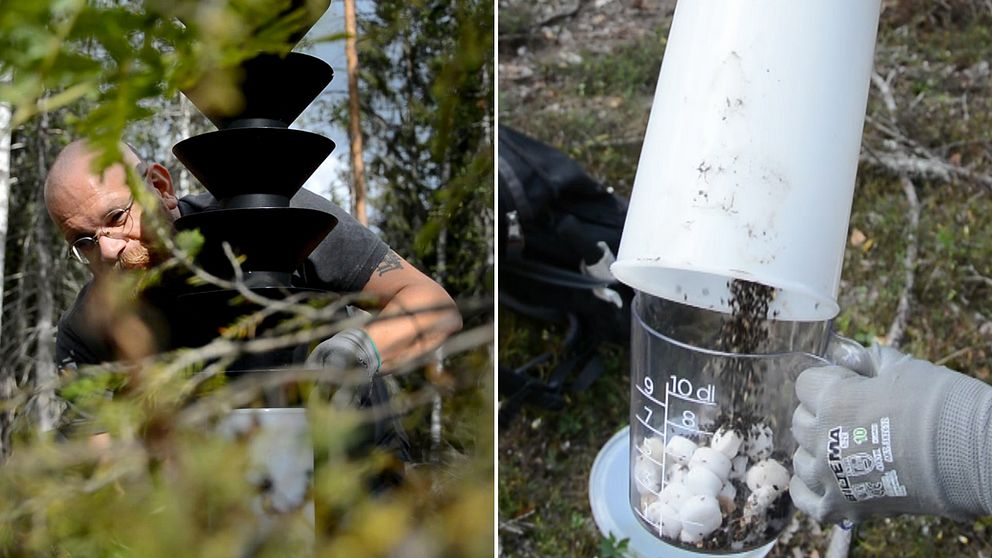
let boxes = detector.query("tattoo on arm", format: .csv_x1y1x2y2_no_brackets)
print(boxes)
376,251,404,276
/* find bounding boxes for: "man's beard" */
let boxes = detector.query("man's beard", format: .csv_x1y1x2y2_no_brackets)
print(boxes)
115,242,167,270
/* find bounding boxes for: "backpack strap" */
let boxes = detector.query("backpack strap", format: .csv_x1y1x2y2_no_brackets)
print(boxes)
498,155,534,221
498,152,530,259
498,364,565,427
502,259,611,290
497,293,610,422
504,209,525,259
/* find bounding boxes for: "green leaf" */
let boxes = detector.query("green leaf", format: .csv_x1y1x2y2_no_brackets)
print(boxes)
175,229,205,257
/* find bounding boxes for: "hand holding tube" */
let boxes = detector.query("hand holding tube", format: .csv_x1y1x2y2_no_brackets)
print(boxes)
790,344,992,523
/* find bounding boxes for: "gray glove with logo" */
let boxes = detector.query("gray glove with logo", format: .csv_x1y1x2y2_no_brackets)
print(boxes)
790,344,992,523
306,328,382,378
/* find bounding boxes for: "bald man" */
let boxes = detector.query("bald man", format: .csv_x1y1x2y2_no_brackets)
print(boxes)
46,140,462,460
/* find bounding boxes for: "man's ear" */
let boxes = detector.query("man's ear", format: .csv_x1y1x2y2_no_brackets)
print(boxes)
146,163,177,210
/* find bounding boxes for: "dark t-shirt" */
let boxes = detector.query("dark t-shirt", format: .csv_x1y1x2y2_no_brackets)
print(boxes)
55,189,389,368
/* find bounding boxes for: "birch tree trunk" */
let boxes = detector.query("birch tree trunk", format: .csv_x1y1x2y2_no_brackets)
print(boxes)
345,0,368,225
430,226,448,462
32,113,60,433
0,85,10,339
481,54,494,282
0,82,14,458
12,209,33,370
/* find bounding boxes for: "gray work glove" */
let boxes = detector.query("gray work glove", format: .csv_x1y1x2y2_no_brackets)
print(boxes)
306,328,382,379
790,344,992,524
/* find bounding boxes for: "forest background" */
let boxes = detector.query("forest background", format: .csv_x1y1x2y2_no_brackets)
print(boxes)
499,0,992,556
0,0,494,556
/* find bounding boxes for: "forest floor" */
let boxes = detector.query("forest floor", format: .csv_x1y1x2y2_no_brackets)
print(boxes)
498,0,992,556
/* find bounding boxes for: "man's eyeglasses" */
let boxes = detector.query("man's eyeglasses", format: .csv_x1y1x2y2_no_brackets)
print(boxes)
67,197,136,265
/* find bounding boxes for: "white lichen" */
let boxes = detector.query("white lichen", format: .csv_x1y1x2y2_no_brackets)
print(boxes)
642,436,666,459
730,455,748,481
710,427,744,458
640,492,658,511
659,482,694,511
665,435,698,465
745,423,774,461
633,454,663,494
684,466,722,498
689,447,732,480
679,495,723,540
667,463,689,486
717,482,737,514
743,485,778,522
745,458,789,494
644,501,682,539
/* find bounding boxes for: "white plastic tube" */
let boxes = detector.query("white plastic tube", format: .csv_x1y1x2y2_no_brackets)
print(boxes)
612,0,882,321
217,408,315,527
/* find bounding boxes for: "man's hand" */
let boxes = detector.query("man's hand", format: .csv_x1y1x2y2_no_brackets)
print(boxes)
306,328,381,378
790,345,992,524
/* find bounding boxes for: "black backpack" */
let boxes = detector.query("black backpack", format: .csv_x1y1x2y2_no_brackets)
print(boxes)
498,126,632,421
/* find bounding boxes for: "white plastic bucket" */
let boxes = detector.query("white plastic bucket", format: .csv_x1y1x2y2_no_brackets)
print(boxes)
612,0,882,321
217,408,315,533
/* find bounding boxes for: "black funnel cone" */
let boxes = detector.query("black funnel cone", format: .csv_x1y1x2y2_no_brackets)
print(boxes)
175,207,337,277
262,0,332,48
177,0,330,52
173,128,334,204
172,285,339,354
183,53,333,129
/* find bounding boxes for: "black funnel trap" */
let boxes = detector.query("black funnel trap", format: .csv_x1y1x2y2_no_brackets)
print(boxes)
182,53,334,130
169,5,341,357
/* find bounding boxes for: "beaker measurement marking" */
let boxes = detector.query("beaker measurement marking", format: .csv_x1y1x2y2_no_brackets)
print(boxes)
632,504,660,527
666,391,717,406
637,411,713,440
634,443,665,468
634,475,662,497
633,504,699,529
666,375,717,406
666,419,714,437
635,384,667,408
635,415,667,439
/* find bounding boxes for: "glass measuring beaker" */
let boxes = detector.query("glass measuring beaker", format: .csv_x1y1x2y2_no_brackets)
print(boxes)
628,292,839,553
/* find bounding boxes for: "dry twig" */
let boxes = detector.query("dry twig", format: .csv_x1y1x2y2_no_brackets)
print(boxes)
863,72,992,191
498,509,536,535
885,175,920,348
861,73,922,350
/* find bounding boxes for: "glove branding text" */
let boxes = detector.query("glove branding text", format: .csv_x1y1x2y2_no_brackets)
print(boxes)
827,421,907,503
880,417,893,463
827,427,857,501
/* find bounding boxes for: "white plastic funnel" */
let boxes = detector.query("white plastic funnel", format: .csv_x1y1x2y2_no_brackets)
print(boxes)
612,0,882,321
